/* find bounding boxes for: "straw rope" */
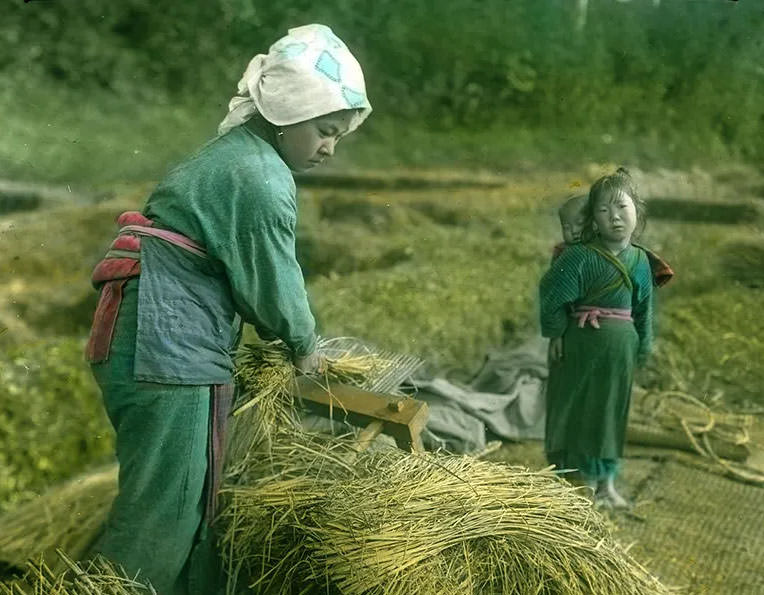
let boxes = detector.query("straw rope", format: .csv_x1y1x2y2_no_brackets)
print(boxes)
630,389,764,484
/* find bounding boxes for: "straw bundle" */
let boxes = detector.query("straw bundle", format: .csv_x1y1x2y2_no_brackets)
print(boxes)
220,433,671,595
0,551,154,595
630,389,764,484
0,466,118,573
227,338,402,478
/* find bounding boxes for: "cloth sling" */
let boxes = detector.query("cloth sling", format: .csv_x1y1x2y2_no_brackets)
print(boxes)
633,242,675,287
571,243,638,329
552,241,674,288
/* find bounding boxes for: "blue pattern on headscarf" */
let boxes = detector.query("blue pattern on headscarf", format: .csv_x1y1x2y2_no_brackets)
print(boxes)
278,42,308,58
315,50,342,82
342,86,367,108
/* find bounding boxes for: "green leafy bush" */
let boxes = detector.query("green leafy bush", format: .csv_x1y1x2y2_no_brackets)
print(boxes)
0,338,113,512
1,0,762,178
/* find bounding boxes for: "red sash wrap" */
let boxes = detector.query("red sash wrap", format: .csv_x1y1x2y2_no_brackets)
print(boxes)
573,306,633,329
85,211,207,363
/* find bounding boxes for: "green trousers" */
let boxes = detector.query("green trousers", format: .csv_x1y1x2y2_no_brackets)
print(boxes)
90,279,221,595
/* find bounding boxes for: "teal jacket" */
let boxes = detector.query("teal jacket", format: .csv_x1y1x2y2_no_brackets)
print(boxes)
133,125,316,384
539,242,653,362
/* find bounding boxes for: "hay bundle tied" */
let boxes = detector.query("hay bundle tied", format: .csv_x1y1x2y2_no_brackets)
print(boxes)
222,341,670,594
630,388,764,484
220,434,671,595
227,338,410,477
0,551,154,595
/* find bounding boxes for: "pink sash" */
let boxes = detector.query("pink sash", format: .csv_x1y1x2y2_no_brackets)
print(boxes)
573,306,633,329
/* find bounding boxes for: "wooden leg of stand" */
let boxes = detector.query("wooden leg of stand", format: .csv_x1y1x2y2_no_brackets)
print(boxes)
355,420,385,452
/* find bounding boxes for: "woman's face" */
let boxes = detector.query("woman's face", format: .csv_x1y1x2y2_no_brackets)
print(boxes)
276,110,356,172
593,190,637,247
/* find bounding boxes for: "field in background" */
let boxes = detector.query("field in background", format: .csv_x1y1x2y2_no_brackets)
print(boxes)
1,163,763,592
2,162,763,500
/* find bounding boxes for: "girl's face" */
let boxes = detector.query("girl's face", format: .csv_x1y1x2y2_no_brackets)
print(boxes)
276,110,356,172
592,190,637,248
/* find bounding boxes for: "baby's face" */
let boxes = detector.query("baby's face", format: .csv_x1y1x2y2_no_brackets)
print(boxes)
560,209,586,243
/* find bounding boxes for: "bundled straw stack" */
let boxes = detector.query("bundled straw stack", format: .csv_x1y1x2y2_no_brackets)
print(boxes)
220,434,671,595
220,342,671,595
0,552,154,595
0,466,118,575
0,339,673,593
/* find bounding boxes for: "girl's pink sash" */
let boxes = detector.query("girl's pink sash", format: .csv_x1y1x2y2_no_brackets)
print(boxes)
573,306,633,329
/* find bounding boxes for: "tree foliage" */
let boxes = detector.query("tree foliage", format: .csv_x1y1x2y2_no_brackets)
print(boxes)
3,0,763,161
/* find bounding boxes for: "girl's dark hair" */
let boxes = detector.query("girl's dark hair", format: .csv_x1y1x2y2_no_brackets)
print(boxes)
581,167,647,242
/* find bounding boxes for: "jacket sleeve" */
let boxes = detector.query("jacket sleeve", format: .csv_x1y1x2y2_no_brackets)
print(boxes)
203,162,317,357
632,252,654,365
539,246,584,338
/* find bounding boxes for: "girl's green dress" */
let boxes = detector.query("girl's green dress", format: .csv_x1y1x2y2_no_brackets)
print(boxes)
539,242,653,479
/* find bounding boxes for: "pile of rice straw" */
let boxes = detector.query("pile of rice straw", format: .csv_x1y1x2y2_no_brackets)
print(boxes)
0,466,118,574
221,341,671,594
219,433,671,595
0,551,154,595
227,338,394,477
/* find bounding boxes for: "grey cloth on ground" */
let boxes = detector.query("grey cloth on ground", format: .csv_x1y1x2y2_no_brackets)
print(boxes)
412,337,548,453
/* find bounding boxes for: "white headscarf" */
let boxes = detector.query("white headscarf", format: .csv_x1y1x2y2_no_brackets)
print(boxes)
218,24,372,136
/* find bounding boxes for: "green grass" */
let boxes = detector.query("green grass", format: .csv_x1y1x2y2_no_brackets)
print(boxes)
0,129,762,520
0,76,747,189
0,79,218,186
0,338,112,513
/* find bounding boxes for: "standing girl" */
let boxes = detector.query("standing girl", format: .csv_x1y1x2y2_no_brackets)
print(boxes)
539,168,653,508
85,24,371,594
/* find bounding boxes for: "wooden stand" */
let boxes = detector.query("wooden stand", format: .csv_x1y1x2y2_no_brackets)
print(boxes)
292,375,429,453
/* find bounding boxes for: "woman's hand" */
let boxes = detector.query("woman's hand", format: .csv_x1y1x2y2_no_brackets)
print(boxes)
293,349,327,375
548,337,564,364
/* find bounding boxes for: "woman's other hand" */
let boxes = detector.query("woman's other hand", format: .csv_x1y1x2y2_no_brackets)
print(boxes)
548,337,564,364
293,350,327,375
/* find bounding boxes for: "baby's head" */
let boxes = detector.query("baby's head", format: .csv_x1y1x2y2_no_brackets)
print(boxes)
558,194,588,244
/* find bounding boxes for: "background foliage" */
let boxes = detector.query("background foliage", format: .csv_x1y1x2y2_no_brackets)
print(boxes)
1,0,763,184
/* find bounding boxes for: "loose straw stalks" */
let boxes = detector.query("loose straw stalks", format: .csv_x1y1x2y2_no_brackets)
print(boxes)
226,339,396,479
219,434,673,595
0,466,118,574
0,550,155,595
